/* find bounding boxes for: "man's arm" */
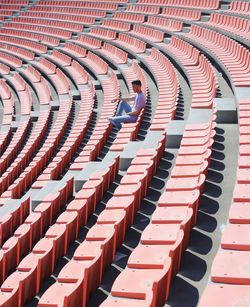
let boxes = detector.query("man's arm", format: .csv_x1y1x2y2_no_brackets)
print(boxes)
112,97,135,103
127,108,142,116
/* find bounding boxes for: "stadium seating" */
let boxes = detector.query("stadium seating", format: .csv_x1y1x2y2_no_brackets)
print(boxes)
0,0,249,306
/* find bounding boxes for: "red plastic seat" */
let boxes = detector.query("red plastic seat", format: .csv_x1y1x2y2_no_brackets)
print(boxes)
24,212,42,250
113,183,142,213
86,224,116,267
140,223,181,245
100,296,153,307
158,189,200,226
165,176,205,191
221,224,250,250
73,240,104,283
14,224,30,262
0,236,18,284
237,169,250,184
199,283,250,307
38,281,82,307
75,188,97,216
97,209,126,248
105,196,135,228
151,206,193,249
111,266,171,306
120,172,148,198
211,249,250,284
233,184,250,202
66,199,88,229
56,211,78,248
45,224,67,261
34,202,53,234
229,202,250,224
1,268,37,306
0,214,13,247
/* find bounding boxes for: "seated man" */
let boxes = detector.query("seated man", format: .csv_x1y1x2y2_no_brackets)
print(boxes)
108,80,146,129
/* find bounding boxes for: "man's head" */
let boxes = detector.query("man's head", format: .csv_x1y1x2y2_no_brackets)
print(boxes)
132,80,142,93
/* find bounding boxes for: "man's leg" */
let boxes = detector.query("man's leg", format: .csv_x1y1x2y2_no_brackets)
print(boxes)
110,114,137,129
115,101,132,116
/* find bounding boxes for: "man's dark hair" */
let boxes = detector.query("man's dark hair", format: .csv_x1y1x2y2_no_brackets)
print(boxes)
132,80,142,86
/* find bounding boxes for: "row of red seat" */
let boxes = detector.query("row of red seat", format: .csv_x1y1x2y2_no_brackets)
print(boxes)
199,97,250,306
0,63,10,75
38,136,166,306
0,121,30,178
0,0,28,4
146,16,183,32
229,1,250,16
0,110,51,200
101,19,132,32
0,152,120,306
70,71,119,171
183,25,250,87
29,6,107,18
0,130,12,162
101,113,216,306
37,1,119,11
161,6,202,20
126,3,160,14
35,88,94,184
207,13,250,41
0,50,22,68
0,178,75,306
0,80,14,127
4,22,72,40
19,11,96,25
11,16,83,33
137,0,220,9
0,42,34,61
0,28,60,47
0,36,48,54
140,48,179,131
162,36,218,108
